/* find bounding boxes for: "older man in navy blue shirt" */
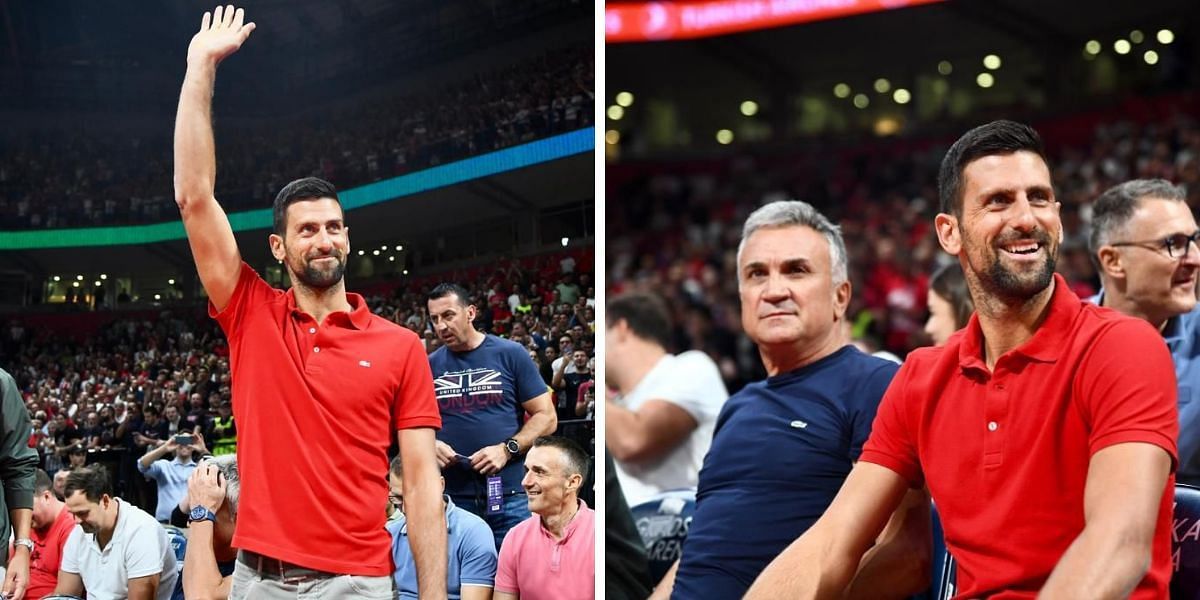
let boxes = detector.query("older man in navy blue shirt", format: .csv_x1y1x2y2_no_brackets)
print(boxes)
649,201,930,600
1087,178,1200,485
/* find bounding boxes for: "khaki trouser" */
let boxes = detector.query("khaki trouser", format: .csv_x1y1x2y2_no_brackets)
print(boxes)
229,556,395,600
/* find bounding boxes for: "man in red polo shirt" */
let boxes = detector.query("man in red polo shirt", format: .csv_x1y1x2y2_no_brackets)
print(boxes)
173,6,446,598
747,120,1178,599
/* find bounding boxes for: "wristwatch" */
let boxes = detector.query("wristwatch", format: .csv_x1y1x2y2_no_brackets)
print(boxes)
504,437,521,457
188,506,218,524
13,538,33,553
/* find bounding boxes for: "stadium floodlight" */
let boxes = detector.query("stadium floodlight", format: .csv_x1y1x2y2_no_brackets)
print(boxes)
833,83,851,98
937,60,953,75
740,101,759,116
852,94,869,109
1130,30,1144,44
76,275,84,281
561,237,569,247
52,276,60,282
605,130,621,145
983,54,1001,70
168,279,175,285
893,89,912,104
1145,50,1160,65
100,274,107,280
1158,29,1175,44
607,105,625,120
873,78,891,93
388,256,395,262
1085,40,1101,55
976,73,995,88
154,293,161,300
357,250,365,256
1114,39,1131,55
372,250,380,256
94,281,102,287
73,282,80,288
403,270,409,275
616,91,635,107
716,129,734,144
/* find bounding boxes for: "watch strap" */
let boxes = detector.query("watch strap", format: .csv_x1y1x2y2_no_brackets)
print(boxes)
13,538,33,552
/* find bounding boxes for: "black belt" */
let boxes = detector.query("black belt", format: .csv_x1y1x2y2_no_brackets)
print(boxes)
237,550,333,584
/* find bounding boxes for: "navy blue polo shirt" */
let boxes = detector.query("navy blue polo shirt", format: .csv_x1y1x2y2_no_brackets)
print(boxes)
672,345,898,599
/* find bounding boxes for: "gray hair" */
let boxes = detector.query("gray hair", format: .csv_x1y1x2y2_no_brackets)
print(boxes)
737,200,849,285
1088,179,1187,257
200,454,240,516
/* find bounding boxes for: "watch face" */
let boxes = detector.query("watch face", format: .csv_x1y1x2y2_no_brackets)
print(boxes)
190,506,210,520
506,440,520,454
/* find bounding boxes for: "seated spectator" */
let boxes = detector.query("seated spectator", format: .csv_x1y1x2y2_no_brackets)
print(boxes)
138,429,205,524
27,469,75,600
181,455,240,600
495,436,594,600
924,262,974,347
386,456,497,600
52,469,70,501
54,465,178,600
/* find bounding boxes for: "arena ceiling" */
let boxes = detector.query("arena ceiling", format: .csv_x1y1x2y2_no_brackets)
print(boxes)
606,0,1199,151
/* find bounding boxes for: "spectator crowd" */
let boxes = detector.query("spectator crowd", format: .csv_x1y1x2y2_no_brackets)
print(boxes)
0,43,593,230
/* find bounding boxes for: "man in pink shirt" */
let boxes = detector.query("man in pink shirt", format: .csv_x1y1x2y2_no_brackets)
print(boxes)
495,437,594,600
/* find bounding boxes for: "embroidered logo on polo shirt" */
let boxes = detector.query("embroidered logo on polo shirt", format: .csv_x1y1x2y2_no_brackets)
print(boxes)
359,360,371,368
790,420,808,429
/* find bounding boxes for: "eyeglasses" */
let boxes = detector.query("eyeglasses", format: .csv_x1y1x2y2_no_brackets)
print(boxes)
1110,231,1200,259
388,494,404,510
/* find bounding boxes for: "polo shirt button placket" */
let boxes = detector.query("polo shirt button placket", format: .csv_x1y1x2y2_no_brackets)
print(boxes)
987,421,998,432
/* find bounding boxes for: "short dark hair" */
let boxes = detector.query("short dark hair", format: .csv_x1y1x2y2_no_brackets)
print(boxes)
938,120,1047,216
33,469,51,495
1088,179,1187,257
607,292,672,349
532,436,590,482
273,177,341,236
389,455,403,478
929,262,974,330
427,283,472,306
64,466,112,503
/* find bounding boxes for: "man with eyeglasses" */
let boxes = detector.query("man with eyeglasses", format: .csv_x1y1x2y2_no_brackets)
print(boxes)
386,455,498,600
1087,178,1200,486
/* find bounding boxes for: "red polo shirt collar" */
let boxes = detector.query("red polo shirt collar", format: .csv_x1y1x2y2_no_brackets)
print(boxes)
958,273,1075,373
283,288,372,330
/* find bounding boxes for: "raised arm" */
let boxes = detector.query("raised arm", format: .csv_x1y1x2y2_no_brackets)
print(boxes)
1038,442,1171,598
174,5,256,312
399,427,448,599
744,462,910,599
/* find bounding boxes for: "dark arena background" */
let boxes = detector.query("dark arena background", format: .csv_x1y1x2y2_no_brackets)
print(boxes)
0,0,595,540
605,0,1200,597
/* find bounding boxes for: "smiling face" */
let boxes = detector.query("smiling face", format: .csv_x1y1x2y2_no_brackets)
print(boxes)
737,225,849,351
269,198,349,291
522,446,580,516
1105,197,1200,324
936,151,1061,305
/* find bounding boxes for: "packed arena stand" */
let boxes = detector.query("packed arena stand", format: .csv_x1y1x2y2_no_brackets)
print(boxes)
3,246,593,515
0,43,592,229
607,93,1200,392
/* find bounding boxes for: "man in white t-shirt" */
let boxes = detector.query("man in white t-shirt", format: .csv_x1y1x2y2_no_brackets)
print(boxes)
605,292,728,507
54,465,178,600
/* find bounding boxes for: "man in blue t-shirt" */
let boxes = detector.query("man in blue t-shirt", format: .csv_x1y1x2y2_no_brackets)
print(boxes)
427,283,558,549
652,201,930,600
387,456,497,600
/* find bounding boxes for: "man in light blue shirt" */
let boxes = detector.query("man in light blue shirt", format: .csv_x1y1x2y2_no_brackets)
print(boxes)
137,430,204,522
386,456,497,600
1087,178,1200,485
